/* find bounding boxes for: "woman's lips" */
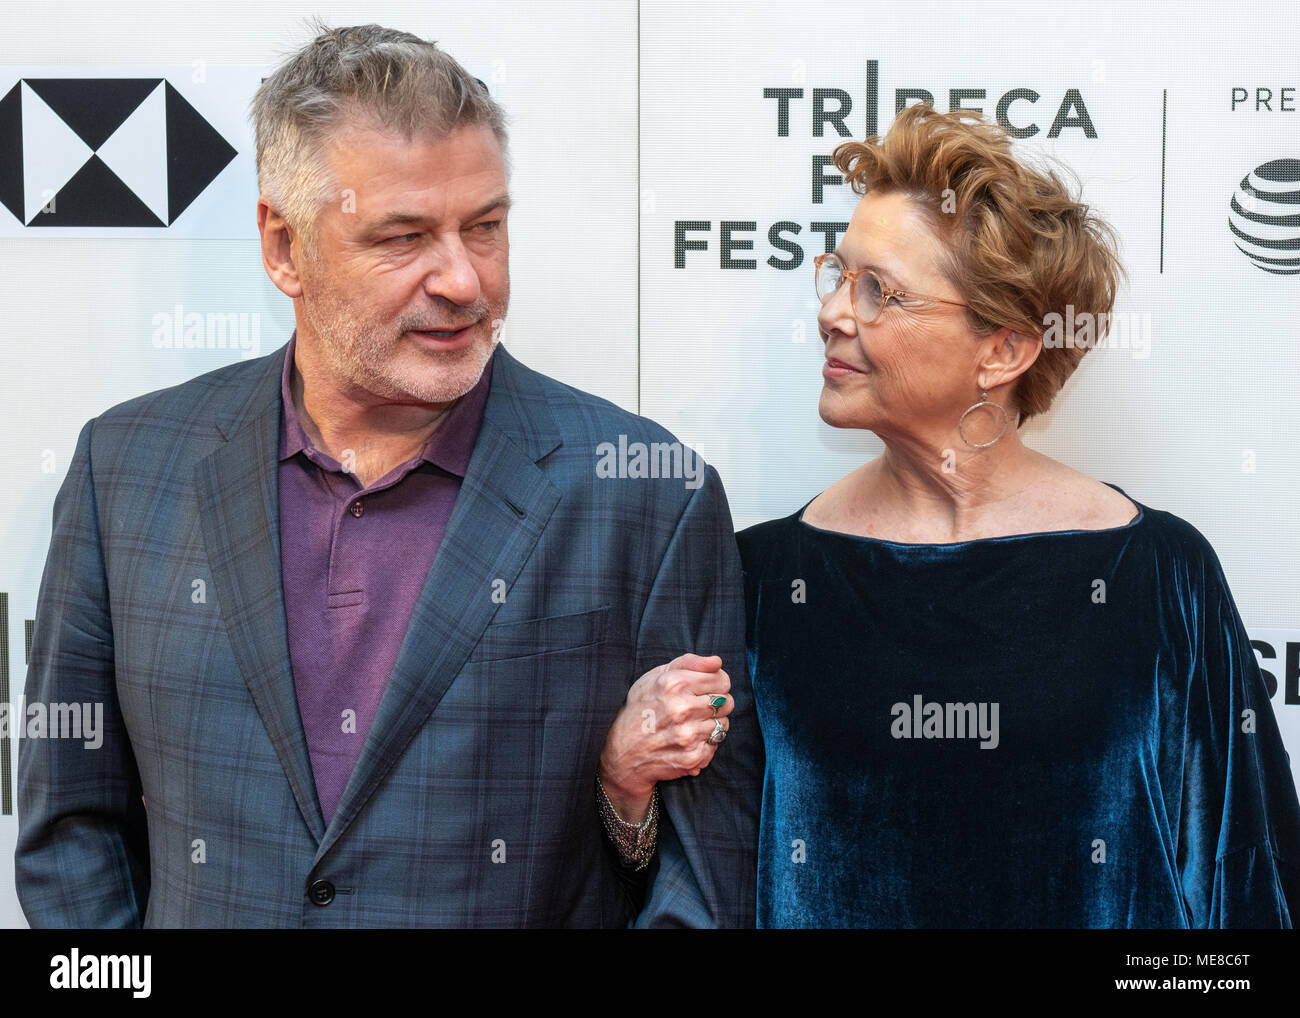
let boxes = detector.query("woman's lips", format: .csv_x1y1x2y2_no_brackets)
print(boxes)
823,356,865,379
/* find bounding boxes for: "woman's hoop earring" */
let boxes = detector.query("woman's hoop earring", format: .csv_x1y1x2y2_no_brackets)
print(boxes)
958,391,1010,448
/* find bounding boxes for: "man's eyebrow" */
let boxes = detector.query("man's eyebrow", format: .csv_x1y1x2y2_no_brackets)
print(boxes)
468,194,512,219
362,194,513,233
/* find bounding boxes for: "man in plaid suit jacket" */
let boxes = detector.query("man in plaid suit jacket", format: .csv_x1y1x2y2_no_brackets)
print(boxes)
15,24,760,928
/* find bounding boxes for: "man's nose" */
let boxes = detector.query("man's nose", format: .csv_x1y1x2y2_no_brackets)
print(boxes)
424,236,481,305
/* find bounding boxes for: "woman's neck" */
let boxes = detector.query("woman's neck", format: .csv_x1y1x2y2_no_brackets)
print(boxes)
815,428,1059,544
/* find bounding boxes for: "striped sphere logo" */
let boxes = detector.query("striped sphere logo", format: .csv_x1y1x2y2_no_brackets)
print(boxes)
1229,158,1300,275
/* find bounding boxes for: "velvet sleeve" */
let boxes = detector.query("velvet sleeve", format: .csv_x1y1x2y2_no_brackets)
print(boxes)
1176,537,1300,928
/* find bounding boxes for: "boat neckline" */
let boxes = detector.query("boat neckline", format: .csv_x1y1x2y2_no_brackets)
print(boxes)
795,482,1145,548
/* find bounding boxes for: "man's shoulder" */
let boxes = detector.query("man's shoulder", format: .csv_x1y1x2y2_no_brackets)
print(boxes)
94,348,281,432
497,348,726,522
497,345,684,448
76,348,283,483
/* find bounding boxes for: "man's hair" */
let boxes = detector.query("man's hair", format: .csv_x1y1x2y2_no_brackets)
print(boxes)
832,102,1124,424
250,19,509,257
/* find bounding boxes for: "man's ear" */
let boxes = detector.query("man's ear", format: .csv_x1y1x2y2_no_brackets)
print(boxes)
257,198,304,299
976,327,1041,392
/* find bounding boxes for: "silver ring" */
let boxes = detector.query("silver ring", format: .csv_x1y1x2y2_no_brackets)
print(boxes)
707,719,727,745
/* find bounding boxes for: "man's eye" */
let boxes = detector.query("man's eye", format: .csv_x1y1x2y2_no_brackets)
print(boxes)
385,233,419,244
473,220,502,233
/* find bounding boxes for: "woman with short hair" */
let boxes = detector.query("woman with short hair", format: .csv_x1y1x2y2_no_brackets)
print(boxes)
736,102,1300,928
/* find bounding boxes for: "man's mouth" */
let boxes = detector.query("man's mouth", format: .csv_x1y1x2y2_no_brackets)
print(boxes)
406,322,481,351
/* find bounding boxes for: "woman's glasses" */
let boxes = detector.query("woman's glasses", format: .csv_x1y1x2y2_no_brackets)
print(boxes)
814,252,971,324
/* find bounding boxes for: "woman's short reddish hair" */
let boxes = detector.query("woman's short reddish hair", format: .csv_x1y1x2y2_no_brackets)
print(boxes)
831,102,1124,422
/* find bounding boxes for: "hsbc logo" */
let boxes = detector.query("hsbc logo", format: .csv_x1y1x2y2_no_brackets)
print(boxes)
0,77,236,228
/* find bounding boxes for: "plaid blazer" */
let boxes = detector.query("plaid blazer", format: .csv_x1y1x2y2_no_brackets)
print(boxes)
16,340,761,928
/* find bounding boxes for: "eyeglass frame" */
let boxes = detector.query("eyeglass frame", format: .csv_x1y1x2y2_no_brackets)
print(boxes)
814,252,972,324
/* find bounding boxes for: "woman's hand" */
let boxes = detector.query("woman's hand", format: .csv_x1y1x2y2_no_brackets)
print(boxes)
597,653,734,823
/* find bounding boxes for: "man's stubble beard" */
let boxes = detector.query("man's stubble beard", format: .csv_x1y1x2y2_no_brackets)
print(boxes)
300,263,507,406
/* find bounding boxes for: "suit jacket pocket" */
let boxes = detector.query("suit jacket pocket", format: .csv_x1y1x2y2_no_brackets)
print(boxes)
469,605,613,662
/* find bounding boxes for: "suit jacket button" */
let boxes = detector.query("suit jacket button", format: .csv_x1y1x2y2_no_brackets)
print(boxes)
308,879,336,906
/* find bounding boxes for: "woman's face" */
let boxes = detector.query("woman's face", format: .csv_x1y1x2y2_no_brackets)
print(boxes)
817,190,987,442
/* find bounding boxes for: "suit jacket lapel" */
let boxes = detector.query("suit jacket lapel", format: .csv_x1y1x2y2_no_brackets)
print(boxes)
317,343,564,857
194,344,328,843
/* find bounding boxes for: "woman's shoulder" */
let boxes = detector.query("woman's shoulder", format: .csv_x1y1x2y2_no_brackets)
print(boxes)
1128,497,1233,582
735,503,809,571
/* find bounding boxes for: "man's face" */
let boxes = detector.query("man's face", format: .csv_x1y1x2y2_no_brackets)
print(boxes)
295,119,510,406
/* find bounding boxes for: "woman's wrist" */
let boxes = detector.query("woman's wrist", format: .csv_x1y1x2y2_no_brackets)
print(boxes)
596,758,656,824
595,771,660,870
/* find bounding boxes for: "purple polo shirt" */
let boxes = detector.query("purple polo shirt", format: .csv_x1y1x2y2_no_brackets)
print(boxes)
277,332,494,824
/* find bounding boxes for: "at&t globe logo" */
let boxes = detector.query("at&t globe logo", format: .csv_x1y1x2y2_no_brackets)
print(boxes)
1229,158,1300,275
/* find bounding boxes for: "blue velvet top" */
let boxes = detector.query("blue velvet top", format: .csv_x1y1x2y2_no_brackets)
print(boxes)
737,488,1300,928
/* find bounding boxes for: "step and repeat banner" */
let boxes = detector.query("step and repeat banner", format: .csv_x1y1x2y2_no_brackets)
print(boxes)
640,0,1300,810
1,0,1297,928
0,0,638,929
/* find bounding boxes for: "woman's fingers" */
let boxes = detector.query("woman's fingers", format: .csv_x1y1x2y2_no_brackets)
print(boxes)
697,690,734,718
684,719,728,775
611,656,736,783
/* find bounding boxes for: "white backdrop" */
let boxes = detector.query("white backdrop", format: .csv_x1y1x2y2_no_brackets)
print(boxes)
2,0,1297,929
640,0,1300,813
0,0,638,929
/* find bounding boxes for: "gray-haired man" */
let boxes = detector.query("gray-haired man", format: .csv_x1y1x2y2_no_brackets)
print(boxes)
17,22,760,928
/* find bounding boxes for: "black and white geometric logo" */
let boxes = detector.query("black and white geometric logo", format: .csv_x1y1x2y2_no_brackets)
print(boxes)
0,78,237,227
1229,158,1300,276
